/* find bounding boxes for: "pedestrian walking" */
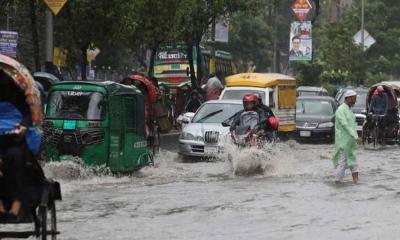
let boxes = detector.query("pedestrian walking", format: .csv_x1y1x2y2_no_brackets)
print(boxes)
332,90,362,184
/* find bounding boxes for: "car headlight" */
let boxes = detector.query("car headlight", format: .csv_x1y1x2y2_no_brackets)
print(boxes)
180,132,203,141
180,132,195,140
318,122,334,128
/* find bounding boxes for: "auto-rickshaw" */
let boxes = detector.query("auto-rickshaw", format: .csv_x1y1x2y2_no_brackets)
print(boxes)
0,53,61,240
220,73,297,133
43,81,153,172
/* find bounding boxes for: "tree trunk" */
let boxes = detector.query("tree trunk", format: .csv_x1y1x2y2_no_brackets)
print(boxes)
186,42,198,89
29,0,41,72
195,42,203,88
148,47,158,86
81,45,88,80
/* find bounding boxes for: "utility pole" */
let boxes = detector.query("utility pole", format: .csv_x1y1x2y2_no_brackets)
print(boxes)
210,17,216,75
272,0,279,73
361,0,365,50
45,8,54,72
6,2,10,30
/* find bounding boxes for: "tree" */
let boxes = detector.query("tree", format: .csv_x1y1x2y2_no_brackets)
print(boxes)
175,0,264,88
54,0,137,80
129,0,181,82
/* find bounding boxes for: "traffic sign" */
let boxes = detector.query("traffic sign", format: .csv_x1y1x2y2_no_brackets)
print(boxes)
291,0,313,22
43,0,68,15
353,29,376,51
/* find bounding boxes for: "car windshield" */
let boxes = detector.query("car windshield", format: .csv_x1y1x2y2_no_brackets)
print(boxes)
222,90,265,103
192,103,243,123
296,99,334,116
338,91,367,108
298,91,319,96
46,91,105,120
354,92,367,108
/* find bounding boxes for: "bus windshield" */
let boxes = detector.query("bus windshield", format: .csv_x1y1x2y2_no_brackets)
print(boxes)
46,91,105,120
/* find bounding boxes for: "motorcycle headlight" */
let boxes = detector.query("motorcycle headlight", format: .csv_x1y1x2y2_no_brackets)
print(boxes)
318,122,334,128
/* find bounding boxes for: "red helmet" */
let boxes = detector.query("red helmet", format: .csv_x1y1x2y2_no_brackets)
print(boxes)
243,94,258,111
268,116,279,130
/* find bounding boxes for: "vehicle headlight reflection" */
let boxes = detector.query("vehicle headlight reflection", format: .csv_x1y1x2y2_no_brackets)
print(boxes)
318,122,334,128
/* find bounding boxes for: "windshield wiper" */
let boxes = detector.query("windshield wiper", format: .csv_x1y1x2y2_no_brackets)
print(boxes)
196,109,223,123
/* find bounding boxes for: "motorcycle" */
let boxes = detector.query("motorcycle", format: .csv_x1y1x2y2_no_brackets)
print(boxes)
230,111,276,148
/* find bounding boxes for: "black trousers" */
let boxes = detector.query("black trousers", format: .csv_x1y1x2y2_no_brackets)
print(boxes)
0,137,44,206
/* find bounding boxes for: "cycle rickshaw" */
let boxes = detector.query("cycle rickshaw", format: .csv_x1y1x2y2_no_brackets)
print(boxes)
0,54,62,239
362,83,400,148
121,73,162,155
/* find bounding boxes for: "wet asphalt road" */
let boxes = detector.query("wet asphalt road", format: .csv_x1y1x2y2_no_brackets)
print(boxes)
4,136,400,240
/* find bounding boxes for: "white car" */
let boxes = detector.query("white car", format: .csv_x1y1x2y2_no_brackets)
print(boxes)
178,100,243,157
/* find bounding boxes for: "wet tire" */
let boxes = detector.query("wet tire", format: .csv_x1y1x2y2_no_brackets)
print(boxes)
373,123,378,149
39,206,47,240
152,129,161,156
50,203,57,240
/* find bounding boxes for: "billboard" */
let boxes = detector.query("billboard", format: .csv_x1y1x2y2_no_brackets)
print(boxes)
0,31,18,58
289,21,312,62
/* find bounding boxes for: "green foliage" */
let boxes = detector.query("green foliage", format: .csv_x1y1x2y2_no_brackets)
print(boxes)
298,0,400,88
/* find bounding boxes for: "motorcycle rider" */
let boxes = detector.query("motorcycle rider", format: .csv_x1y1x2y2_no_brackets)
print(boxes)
230,93,279,135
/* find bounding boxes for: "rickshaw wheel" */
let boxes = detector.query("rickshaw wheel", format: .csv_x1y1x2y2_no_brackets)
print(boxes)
39,206,47,240
151,123,161,156
50,203,57,240
373,125,378,148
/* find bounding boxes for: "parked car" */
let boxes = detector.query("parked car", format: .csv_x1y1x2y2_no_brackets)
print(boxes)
178,100,243,157
296,96,338,140
297,86,328,97
336,87,368,133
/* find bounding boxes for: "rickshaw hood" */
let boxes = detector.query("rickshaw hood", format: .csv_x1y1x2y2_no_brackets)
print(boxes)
0,54,42,124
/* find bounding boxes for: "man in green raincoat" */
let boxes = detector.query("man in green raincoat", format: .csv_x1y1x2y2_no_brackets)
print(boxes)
332,90,362,184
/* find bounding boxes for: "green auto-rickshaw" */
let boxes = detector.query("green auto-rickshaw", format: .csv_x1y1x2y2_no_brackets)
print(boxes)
43,81,152,172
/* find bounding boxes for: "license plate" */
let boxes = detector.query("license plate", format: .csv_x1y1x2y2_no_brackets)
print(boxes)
300,131,311,137
204,146,218,154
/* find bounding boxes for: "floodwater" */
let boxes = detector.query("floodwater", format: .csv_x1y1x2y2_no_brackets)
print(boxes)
4,140,400,239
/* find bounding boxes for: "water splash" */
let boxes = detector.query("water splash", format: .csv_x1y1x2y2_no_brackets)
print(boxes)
218,137,276,176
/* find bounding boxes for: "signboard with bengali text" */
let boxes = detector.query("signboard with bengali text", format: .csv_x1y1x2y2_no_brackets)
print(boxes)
0,31,18,58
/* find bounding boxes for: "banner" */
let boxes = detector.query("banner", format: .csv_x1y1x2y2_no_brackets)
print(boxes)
289,21,312,62
0,31,18,58
53,47,68,67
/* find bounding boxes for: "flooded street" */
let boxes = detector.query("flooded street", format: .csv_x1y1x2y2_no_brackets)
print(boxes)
36,137,400,240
